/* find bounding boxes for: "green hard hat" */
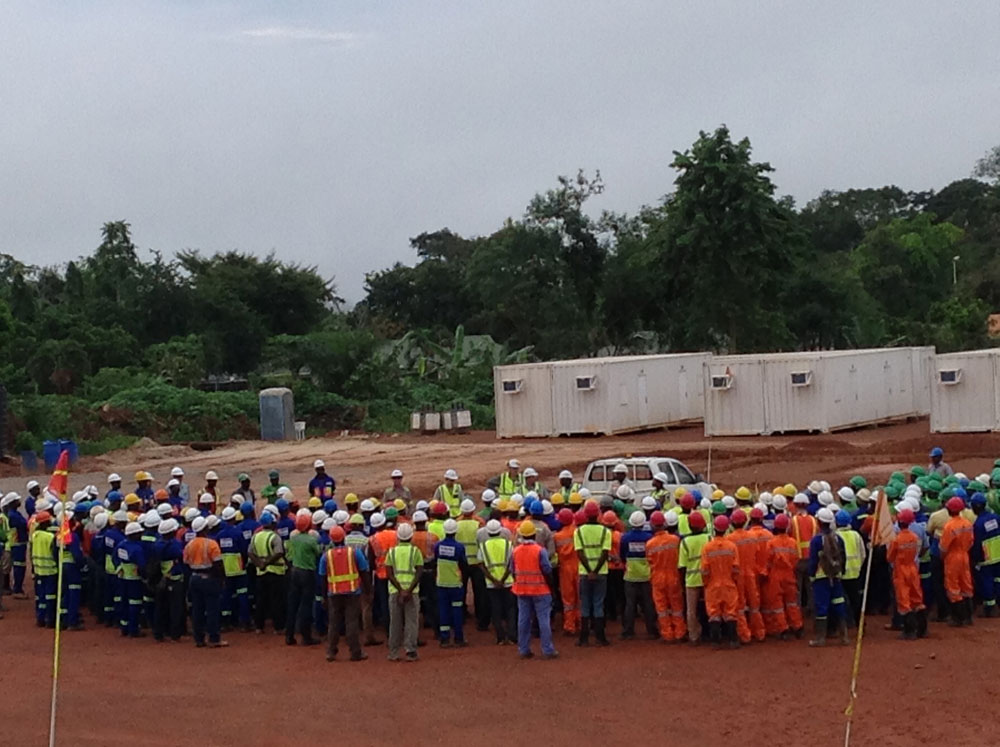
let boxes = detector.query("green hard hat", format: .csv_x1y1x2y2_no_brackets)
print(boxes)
884,483,902,499
268,469,280,479
940,486,954,500
711,500,726,515
944,475,959,486
849,476,867,490
612,499,625,516
910,465,927,478
237,472,249,482
890,471,906,484
384,507,398,520
968,480,987,493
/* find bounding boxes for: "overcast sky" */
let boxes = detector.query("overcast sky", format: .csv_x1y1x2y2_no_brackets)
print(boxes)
2,1,998,302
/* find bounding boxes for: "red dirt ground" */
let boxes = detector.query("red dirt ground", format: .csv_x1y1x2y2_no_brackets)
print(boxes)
4,420,1000,745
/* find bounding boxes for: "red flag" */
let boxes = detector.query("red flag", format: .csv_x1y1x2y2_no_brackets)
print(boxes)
47,450,70,499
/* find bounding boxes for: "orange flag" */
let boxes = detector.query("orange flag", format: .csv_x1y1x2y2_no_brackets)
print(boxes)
47,450,70,499
871,490,895,547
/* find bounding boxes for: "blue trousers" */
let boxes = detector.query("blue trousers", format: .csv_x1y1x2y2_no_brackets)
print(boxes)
121,578,144,635
61,567,82,627
975,563,1000,607
190,573,223,645
103,571,118,625
223,574,251,626
517,594,555,655
578,576,608,619
11,544,27,593
35,575,57,625
437,586,465,642
812,578,847,622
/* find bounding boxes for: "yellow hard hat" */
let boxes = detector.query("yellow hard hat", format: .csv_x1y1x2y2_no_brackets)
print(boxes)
124,493,140,506
393,498,406,511
568,492,583,506
307,496,322,508
735,486,751,501
344,493,359,505
518,520,536,538
712,489,724,500
550,493,564,506
134,471,150,482
783,483,797,497
673,487,686,499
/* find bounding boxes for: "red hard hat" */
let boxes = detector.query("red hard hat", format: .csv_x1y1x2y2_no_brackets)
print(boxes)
295,514,311,533
946,497,965,514
574,510,586,526
583,500,600,519
557,508,574,526
688,512,706,531
896,508,915,525
713,515,729,533
749,508,764,520
649,510,666,527
773,513,790,531
329,526,346,543
35,511,52,523
432,501,449,516
601,510,618,528
730,509,747,527
680,495,695,510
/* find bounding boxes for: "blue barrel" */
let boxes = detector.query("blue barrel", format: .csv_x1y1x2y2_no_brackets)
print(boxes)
43,440,60,470
21,451,38,471
59,439,79,465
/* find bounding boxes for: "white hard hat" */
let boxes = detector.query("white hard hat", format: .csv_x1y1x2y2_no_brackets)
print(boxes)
333,510,349,524
443,518,458,534
628,512,645,528
94,513,109,530
36,497,52,512
107,473,121,484
112,509,129,523
653,472,670,485
793,493,810,506
773,496,788,511
525,491,538,502
89,505,104,519
412,510,428,523
510,493,524,506
904,484,922,498
390,468,403,478
86,485,99,497
856,488,872,504
444,469,459,481
523,467,538,478
199,493,215,504
396,523,414,541
664,511,679,527
578,488,591,499
722,496,737,509
481,489,497,504
1,492,19,508
541,499,553,515
205,471,219,481
221,507,237,521
558,470,573,480
760,491,773,506
157,503,174,517
838,487,855,503
72,490,87,502
904,496,921,512
322,518,336,531
312,510,327,526
415,500,429,512
977,473,992,485
700,498,711,510
205,515,220,529
954,472,967,481
641,496,657,510
296,507,311,519
507,459,520,469
143,512,161,528
613,463,628,474
819,481,831,492
26,479,40,490
808,480,822,494
460,499,475,514
171,467,184,477
486,519,502,535
191,516,207,533
616,485,634,501
230,494,243,505
160,518,179,535
124,521,143,535
166,479,179,488
184,507,200,522
313,460,325,469
262,504,279,517
753,502,767,514
816,508,835,525
818,491,834,506
360,499,375,512
52,501,64,515
370,512,386,528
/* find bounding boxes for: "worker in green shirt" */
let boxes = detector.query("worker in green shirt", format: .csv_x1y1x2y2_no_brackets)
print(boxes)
261,470,288,505
285,513,322,646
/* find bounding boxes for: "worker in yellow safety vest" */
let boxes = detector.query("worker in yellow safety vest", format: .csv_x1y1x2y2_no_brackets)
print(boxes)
433,470,464,519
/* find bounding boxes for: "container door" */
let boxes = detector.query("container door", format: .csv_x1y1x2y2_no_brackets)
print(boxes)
637,374,649,426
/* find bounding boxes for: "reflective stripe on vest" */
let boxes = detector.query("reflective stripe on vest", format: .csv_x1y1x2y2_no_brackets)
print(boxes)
983,534,1000,565
436,542,463,588
439,484,462,517
117,546,139,580
325,546,360,594
512,543,547,595
31,529,57,576
160,559,182,581
252,530,285,575
837,528,863,580
218,535,245,576
792,515,816,558
482,536,513,588
455,520,481,565
575,524,609,575
388,544,421,592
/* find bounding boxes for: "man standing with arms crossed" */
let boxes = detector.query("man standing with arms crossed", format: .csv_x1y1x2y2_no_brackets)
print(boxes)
574,500,612,647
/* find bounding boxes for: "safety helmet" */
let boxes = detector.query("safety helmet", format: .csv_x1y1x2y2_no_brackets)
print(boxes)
749,508,764,520
142,512,161,528
558,470,573,480
645,509,664,526
735,486,752,501
568,492,583,506
460,499,475,514
384,507,398,521
486,519,502,535
929,447,943,458
307,496,323,509
482,489,497,504
730,509,747,527
397,523,414,541
641,496,657,510
550,494,564,506
370,512,386,529
349,514,365,526
528,500,543,517
835,510,851,527
722,496,737,510
818,491,834,506
390,468,403,478
713,515,729,533
946,497,965,514
816,508,835,525
712,489,724,500
653,472,670,486
260,513,275,526
600,510,618,527
556,508,574,526
773,514,790,531
664,511,679,528
412,510,428,523
124,493,141,506
124,521,143,535
199,493,215,505
205,470,219,481
518,520,536,538
523,467,538,479
329,526,346,542
443,519,458,535
628,512,645,528
444,469,459,481
896,508,915,525
583,501,600,519
205,515,220,529
688,512,706,531
344,493,360,506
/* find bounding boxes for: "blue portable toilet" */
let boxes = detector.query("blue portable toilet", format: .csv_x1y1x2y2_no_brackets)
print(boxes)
43,440,60,470
59,439,79,465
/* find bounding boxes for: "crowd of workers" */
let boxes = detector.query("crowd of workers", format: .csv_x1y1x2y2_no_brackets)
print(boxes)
1,446,997,661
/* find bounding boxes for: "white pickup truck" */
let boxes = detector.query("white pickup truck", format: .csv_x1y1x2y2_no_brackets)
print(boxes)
581,456,714,499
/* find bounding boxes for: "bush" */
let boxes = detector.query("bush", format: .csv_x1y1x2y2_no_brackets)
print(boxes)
78,434,138,456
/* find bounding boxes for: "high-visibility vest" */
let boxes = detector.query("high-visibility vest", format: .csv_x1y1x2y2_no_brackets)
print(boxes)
837,528,863,580
439,483,463,518
556,485,581,501
498,473,525,501
345,531,369,555
117,544,139,581
482,536,513,588
623,536,651,582
512,542,548,596
370,531,398,580
31,528,57,576
218,533,245,577
435,540,463,588
455,519,481,565
679,533,710,588
791,514,817,559
325,546,360,594
574,524,610,575
979,516,1000,564
252,530,285,575
427,519,446,541
386,543,421,593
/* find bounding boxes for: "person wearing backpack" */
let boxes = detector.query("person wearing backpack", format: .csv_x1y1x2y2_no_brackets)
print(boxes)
807,508,849,647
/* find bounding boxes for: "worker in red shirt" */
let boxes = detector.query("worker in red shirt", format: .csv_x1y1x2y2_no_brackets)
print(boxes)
700,515,741,648
887,508,927,640
940,497,975,626
761,514,803,639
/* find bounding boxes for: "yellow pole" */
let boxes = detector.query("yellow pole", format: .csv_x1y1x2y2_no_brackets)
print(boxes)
49,521,66,747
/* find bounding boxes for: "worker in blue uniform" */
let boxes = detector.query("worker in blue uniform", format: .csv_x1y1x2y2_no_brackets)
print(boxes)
971,493,1000,617
59,516,87,630
275,499,295,542
24,480,41,517
807,508,849,647
3,494,29,597
308,460,336,500
103,511,128,628
117,522,147,637
140,512,160,627
217,507,251,631
30,512,59,627
434,519,469,647
238,502,260,606
153,518,186,641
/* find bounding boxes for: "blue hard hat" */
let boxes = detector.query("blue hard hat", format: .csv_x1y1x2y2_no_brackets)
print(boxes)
690,490,703,502
106,490,123,503
929,447,943,457
835,510,851,527
75,501,90,514
971,492,987,506
953,487,968,499
959,477,969,488
323,499,337,513
240,501,254,516
529,500,543,516
275,498,289,511
260,512,275,526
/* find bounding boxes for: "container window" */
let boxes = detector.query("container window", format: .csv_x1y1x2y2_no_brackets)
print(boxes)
576,375,597,391
790,371,813,387
501,379,523,394
938,369,962,386
710,373,733,390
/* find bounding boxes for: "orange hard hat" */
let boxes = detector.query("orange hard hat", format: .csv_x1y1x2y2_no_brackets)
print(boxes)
730,509,747,527
295,514,311,533
329,526,346,543
154,489,168,501
600,510,617,528
36,511,52,523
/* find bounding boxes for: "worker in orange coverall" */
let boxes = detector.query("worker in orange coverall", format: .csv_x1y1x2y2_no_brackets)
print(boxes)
939,496,975,626
729,509,765,642
886,507,927,640
645,510,685,642
552,508,579,634
761,513,803,639
700,515,741,649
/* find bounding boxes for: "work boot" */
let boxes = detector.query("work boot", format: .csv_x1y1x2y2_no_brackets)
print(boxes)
594,618,610,646
808,617,827,647
901,613,915,641
916,609,928,638
839,619,850,645
709,621,722,649
576,618,590,647
726,621,740,649
964,599,975,626
949,604,962,627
